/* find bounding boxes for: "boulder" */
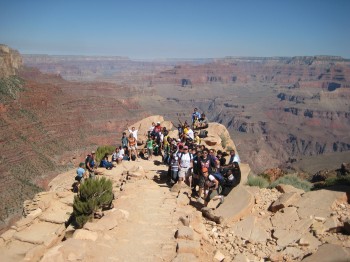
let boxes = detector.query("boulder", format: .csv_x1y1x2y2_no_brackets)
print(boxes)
176,240,200,256
269,192,301,212
301,244,350,262
275,184,305,194
175,226,194,240
72,229,98,241
172,253,198,262
215,185,254,225
295,189,348,219
214,250,225,262
231,215,269,243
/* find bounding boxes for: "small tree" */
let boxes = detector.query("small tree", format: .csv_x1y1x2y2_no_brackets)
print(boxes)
73,177,113,228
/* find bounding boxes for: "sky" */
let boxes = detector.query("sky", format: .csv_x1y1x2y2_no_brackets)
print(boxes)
0,0,349,59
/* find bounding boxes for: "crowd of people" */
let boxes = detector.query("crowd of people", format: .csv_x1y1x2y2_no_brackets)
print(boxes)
74,107,241,206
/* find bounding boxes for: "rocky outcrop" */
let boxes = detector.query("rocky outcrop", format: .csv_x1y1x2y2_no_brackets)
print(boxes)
0,45,22,78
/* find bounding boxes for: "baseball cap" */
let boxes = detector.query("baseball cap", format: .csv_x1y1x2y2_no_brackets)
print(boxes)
91,151,96,154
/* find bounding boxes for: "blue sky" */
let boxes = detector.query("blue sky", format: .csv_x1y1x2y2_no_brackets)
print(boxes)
0,0,349,59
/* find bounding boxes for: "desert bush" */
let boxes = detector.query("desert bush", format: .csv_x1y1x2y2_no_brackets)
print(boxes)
0,76,24,101
247,174,269,188
269,174,313,192
96,145,115,162
72,177,113,228
258,173,272,183
324,175,350,187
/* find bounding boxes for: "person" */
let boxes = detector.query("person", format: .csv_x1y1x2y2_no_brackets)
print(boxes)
100,153,113,169
85,151,96,178
121,132,128,148
122,146,130,161
128,133,138,160
221,162,241,196
170,151,179,184
112,147,123,164
197,148,213,200
197,113,208,129
226,149,241,166
202,167,224,206
146,136,154,160
177,146,193,186
128,123,141,156
193,132,201,145
74,162,87,192
192,108,201,126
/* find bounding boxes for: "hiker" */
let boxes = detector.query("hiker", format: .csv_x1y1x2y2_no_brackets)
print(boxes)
193,132,201,145
85,151,96,178
177,145,193,186
192,108,201,126
221,162,241,196
197,148,214,200
191,148,201,196
100,153,113,170
146,136,154,160
122,146,130,161
128,133,138,160
128,123,141,156
202,167,224,206
112,147,123,164
170,151,179,184
74,162,87,192
197,113,208,129
226,149,241,166
121,132,128,148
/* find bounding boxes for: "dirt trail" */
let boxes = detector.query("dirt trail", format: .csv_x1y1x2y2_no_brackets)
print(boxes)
111,177,179,261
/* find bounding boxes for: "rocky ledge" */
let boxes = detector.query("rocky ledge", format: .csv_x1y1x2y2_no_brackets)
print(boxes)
0,117,349,262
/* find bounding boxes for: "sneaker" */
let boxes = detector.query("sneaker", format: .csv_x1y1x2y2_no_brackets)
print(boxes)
220,195,224,204
196,197,204,204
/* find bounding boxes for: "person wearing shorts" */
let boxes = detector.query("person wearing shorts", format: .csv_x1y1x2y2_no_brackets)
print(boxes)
177,146,193,185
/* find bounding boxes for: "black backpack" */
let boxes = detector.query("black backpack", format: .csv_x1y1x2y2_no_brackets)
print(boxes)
199,130,208,138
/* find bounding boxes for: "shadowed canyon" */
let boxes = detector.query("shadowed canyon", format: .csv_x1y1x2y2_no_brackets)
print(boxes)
1,44,350,232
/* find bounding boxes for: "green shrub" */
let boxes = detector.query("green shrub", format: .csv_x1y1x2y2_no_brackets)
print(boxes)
269,174,313,192
96,145,116,162
247,174,269,188
72,177,113,228
258,173,272,183
324,175,350,187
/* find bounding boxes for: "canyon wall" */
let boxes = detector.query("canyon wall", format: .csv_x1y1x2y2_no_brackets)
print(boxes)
0,46,151,231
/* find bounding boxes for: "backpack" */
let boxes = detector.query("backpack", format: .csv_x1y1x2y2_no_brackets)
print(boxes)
178,152,193,161
199,130,208,138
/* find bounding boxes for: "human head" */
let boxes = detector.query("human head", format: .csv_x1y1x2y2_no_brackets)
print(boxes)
129,133,134,138
230,150,236,156
79,162,84,167
132,127,135,131
194,108,198,112
123,132,126,136
202,148,209,156
156,122,160,126
183,146,188,151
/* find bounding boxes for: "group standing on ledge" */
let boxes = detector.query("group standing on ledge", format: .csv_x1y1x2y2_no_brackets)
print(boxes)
74,107,241,206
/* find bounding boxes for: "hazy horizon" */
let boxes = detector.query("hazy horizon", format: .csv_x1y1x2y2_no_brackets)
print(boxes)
1,0,350,59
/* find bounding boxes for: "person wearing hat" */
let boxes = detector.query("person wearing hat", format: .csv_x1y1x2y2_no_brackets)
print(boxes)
85,151,96,179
